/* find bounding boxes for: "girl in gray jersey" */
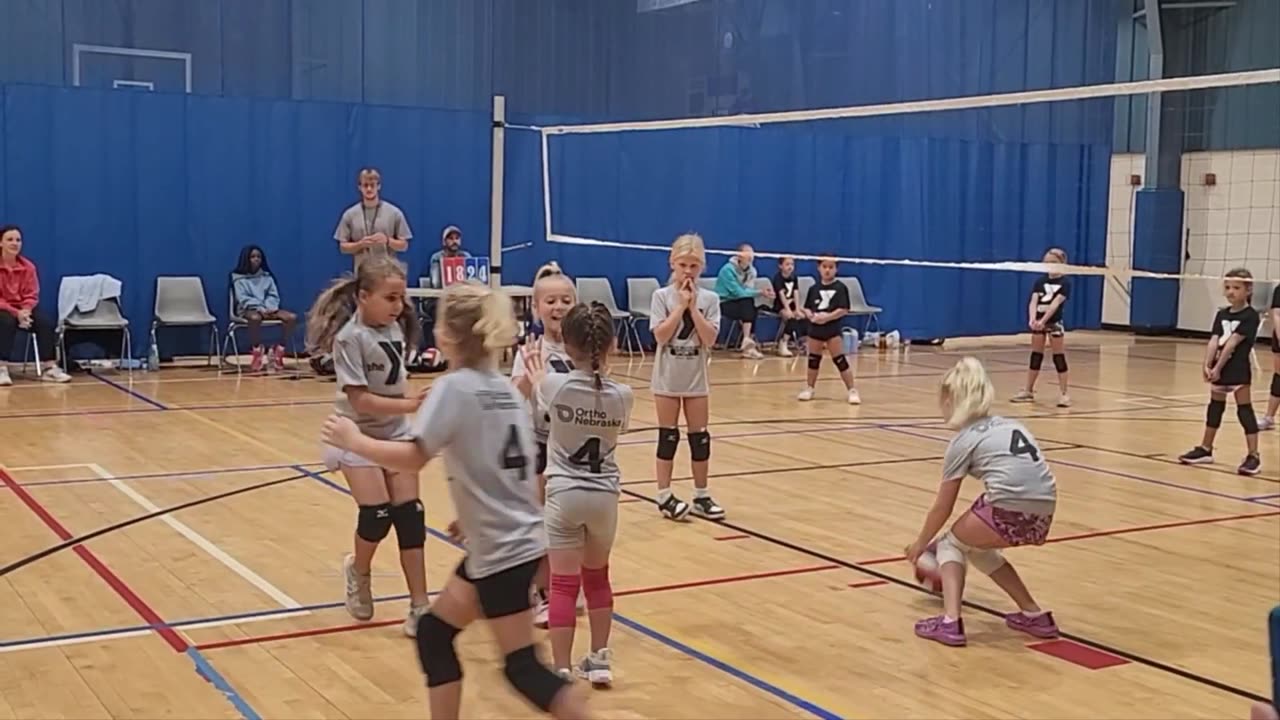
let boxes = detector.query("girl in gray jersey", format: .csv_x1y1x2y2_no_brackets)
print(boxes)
527,303,634,686
650,233,725,522
511,263,582,628
307,255,430,638
322,280,588,720
905,357,1060,648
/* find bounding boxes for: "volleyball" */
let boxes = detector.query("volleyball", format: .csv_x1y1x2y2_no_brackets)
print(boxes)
914,546,943,594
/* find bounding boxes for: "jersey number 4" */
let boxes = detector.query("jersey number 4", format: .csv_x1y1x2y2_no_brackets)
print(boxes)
568,437,604,473
1008,429,1041,462
501,425,529,478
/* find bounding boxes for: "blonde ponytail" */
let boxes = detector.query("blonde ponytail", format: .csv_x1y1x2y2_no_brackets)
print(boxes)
940,357,994,428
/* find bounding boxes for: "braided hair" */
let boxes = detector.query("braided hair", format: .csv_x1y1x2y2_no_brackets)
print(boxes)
562,302,616,390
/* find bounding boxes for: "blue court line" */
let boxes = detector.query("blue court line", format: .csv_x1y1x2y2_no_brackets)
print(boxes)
1248,493,1280,501
186,647,261,720
6,462,327,489
87,370,170,410
295,465,845,720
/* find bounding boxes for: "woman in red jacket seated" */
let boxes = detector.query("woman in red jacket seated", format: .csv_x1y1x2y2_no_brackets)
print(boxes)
0,225,70,385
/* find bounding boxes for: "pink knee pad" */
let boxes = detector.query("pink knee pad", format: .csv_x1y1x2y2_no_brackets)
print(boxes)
548,574,581,628
581,566,613,610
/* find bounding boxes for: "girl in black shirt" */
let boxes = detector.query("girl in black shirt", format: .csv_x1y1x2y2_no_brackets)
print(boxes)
1178,267,1262,475
1011,248,1072,407
1261,283,1280,431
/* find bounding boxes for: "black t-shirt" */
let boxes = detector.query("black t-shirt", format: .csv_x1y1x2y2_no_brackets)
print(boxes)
804,280,850,324
1272,285,1280,341
1210,305,1260,385
772,272,799,312
1031,275,1071,325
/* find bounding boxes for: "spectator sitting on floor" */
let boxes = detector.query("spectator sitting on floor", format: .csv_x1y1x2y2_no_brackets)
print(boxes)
0,224,70,385
714,243,772,359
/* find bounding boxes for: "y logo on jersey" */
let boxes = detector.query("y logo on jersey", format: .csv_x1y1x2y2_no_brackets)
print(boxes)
376,341,404,384
816,289,836,311
1218,319,1239,347
677,309,696,341
1041,284,1062,301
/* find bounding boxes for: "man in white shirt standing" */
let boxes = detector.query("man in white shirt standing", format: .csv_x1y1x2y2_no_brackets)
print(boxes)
334,168,413,268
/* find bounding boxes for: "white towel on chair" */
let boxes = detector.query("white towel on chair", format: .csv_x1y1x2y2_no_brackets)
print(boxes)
58,275,124,324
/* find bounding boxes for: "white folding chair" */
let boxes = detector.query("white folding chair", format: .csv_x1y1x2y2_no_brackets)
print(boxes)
576,277,642,354
152,276,219,368
58,297,133,375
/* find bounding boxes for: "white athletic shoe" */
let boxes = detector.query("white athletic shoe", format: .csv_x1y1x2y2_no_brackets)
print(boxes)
1056,394,1072,408
1010,390,1035,403
343,554,374,621
0,367,11,387
777,343,793,358
574,648,613,686
797,386,815,401
847,388,862,405
403,603,430,638
1258,416,1276,431
741,341,764,360
40,366,71,383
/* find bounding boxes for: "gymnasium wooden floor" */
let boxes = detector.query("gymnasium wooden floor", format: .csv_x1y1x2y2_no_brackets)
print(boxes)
1,330,1277,719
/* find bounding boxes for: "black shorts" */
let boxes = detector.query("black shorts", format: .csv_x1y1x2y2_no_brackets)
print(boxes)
1272,334,1279,354
808,322,843,342
720,297,758,324
536,441,548,474
1032,321,1066,338
454,556,543,619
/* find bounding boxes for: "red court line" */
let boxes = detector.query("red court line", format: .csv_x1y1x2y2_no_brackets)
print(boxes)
0,469,187,652
1030,639,1130,670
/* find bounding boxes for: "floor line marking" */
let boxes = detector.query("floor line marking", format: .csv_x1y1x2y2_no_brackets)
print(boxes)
84,463,304,610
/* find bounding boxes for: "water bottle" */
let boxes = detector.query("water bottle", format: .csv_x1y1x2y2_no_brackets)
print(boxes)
147,340,160,371
842,328,859,356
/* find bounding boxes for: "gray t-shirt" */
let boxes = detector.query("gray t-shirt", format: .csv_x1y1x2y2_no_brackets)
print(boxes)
649,285,721,396
510,338,575,443
334,201,412,265
541,370,634,498
410,367,546,579
942,416,1057,512
333,315,410,441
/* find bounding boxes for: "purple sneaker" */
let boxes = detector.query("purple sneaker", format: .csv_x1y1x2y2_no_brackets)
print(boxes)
914,615,966,646
1005,611,1059,639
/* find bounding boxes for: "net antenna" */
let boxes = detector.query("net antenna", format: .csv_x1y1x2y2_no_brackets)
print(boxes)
535,68,1280,282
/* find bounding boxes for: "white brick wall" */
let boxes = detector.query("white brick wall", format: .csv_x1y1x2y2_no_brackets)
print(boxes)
1101,150,1280,334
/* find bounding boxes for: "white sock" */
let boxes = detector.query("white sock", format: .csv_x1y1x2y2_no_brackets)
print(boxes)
1023,609,1047,618
694,487,709,499
658,489,673,504
943,615,958,623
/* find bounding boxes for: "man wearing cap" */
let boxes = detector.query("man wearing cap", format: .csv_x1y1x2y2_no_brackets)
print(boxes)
427,225,473,288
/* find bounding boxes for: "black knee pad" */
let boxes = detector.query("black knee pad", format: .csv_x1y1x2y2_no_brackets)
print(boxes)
1238,403,1259,434
1029,351,1044,371
503,645,565,712
832,354,850,372
657,427,680,460
688,430,711,462
1052,353,1068,373
356,503,393,543
807,353,822,370
1271,373,1280,399
1206,398,1227,429
416,613,463,687
390,500,426,550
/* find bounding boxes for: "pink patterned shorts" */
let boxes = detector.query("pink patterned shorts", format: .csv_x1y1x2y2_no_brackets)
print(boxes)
969,495,1053,546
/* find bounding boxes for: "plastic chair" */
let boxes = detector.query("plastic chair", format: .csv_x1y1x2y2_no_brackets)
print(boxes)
221,276,298,375
575,277,642,354
838,276,883,333
626,277,660,354
152,276,218,368
58,297,133,375
19,329,42,379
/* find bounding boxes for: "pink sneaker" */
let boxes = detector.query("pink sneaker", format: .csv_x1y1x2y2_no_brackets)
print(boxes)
249,346,265,373
270,344,286,372
1005,611,1059,638
914,615,966,646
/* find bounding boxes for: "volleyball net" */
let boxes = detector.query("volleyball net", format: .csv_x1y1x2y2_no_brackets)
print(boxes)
520,68,1279,338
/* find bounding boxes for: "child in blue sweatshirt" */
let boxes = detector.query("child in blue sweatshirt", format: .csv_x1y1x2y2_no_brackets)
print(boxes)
231,245,297,372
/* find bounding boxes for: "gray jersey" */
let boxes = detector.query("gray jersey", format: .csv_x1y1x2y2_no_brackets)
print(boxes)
333,315,411,441
410,368,546,579
541,371,634,498
334,200,412,266
649,285,721,396
942,416,1057,512
510,338,575,442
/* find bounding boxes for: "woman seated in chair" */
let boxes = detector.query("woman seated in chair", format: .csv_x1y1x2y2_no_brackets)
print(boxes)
0,225,70,385
231,245,297,372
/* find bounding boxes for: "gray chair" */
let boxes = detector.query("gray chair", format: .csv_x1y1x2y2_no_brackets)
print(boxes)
696,277,717,293
797,276,815,306
220,278,298,375
57,294,133,376
626,277,660,354
576,277,641,354
837,276,882,333
152,276,218,368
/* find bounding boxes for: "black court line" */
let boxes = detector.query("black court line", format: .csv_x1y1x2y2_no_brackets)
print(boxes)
614,483,1270,704
1032,431,1280,485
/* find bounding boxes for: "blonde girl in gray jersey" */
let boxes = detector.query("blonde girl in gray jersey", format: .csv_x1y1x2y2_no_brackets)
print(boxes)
527,302,633,685
650,233,725,521
308,255,430,637
511,262,581,627
322,280,589,720
904,357,1060,648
